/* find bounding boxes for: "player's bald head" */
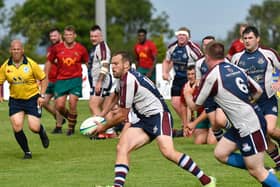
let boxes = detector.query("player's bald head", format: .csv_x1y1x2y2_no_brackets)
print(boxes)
10,39,23,49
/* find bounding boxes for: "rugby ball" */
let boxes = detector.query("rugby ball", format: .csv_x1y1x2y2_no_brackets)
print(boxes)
80,116,107,135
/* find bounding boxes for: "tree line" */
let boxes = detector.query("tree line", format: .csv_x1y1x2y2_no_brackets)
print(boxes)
0,0,279,64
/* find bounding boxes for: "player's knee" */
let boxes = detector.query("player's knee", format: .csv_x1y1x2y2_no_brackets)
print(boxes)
214,147,227,163
56,104,64,112
160,147,175,160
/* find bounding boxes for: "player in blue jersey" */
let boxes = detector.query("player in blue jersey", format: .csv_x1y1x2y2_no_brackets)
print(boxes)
162,27,203,128
92,51,216,187
185,41,280,187
232,26,280,170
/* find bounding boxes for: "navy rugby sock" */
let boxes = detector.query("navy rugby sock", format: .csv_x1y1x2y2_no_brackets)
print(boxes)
114,164,129,187
14,130,30,153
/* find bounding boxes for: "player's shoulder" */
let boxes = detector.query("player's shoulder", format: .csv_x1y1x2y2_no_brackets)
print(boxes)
97,41,110,50
231,50,245,62
196,56,206,63
26,56,39,65
146,39,156,45
167,40,178,49
258,46,279,57
75,42,85,47
231,39,241,45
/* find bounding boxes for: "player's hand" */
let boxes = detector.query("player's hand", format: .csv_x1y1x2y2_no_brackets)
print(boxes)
162,73,170,81
183,122,194,137
183,126,194,137
95,81,102,95
37,97,45,107
184,81,195,96
90,121,106,136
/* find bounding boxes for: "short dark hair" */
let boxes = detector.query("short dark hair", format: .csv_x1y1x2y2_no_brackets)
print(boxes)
205,41,225,60
64,25,76,33
113,51,132,65
49,27,60,35
137,28,147,35
187,64,195,71
91,25,102,32
242,26,259,38
202,35,215,42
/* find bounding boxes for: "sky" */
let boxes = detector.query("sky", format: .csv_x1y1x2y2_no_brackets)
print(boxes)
150,0,263,42
6,0,264,42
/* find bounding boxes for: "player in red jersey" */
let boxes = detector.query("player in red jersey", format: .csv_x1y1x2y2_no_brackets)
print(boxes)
226,23,248,60
134,28,158,83
46,25,89,136
43,28,65,134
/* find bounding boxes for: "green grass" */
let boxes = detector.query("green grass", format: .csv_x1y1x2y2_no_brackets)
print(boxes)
0,100,278,187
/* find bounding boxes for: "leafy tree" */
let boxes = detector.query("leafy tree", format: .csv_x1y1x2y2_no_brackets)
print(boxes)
225,0,280,52
7,0,172,63
246,0,280,51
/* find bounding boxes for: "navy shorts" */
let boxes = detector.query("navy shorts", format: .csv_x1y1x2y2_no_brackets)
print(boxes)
257,95,278,116
223,111,267,157
131,111,173,141
171,77,187,96
90,86,111,97
9,94,41,118
90,75,112,97
204,97,219,113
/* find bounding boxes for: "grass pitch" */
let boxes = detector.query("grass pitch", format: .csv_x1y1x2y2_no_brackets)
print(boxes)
0,100,277,187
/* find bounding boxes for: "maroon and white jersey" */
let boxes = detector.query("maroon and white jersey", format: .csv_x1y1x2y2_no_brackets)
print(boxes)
88,41,111,88
231,47,280,98
116,69,169,117
195,62,263,137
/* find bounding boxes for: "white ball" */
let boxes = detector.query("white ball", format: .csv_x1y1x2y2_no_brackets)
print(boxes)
80,116,106,135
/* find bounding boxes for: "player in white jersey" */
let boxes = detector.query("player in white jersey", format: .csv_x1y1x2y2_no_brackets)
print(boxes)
88,25,112,116
185,41,280,186
193,36,230,141
92,51,216,187
232,26,280,170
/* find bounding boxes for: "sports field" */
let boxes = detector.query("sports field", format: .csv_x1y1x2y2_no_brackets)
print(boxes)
0,100,277,187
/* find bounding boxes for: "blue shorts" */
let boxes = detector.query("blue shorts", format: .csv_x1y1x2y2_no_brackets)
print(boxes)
223,112,267,157
9,94,41,118
171,77,187,96
257,95,278,116
204,97,219,113
131,111,173,141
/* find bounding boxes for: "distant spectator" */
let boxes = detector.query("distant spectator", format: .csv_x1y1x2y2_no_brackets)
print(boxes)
134,28,158,83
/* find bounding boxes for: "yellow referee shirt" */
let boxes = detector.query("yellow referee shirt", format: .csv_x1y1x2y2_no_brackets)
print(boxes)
0,56,46,99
